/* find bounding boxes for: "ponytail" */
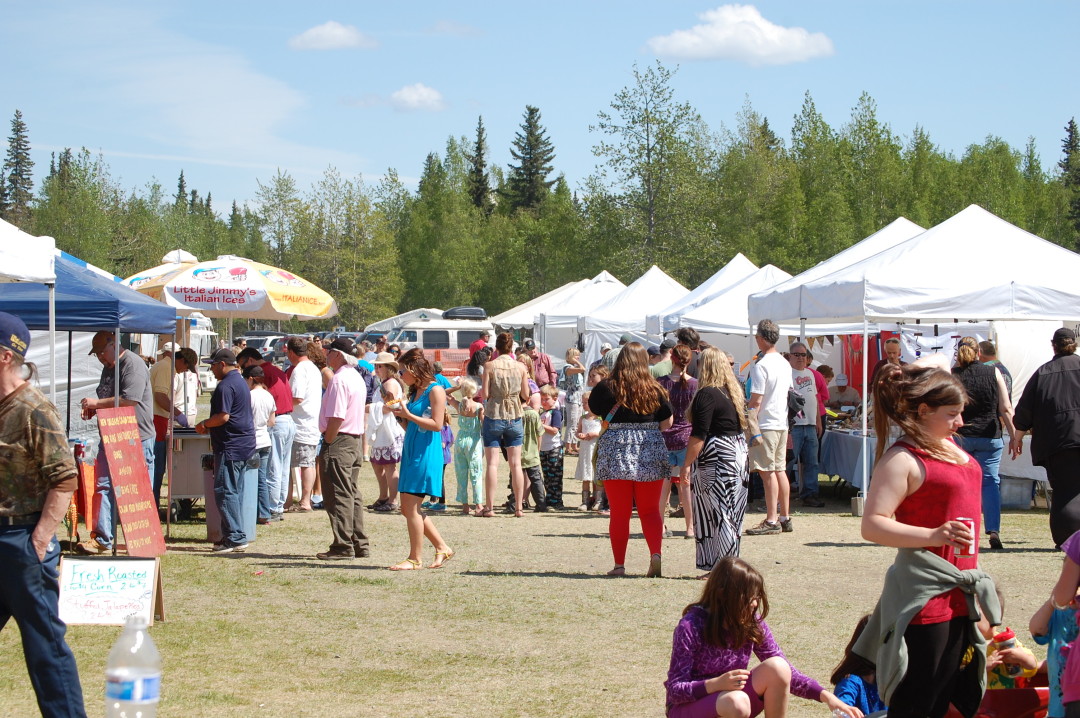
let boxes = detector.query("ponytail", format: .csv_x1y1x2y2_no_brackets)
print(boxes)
873,363,967,463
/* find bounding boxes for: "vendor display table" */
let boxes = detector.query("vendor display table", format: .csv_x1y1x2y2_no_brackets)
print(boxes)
820,430,877,490
1000,435,1046,482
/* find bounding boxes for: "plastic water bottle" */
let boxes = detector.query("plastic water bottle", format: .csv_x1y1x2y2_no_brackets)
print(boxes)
105,615,161,718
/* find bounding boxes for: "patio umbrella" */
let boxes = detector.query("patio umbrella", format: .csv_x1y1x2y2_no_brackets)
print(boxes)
125,249,199,291
124,254,338,321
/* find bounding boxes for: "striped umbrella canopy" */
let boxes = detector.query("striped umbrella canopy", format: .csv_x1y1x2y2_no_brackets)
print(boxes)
125,254,337,321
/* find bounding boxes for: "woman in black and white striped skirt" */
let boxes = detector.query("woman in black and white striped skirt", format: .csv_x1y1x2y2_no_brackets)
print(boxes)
683,347,749,574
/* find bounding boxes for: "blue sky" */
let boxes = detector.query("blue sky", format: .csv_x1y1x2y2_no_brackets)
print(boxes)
4,2,1077,209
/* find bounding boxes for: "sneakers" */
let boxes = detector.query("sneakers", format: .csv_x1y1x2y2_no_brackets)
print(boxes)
212,542,249,554
800,495,825,508
426,502,446,512
75,537,109,555
745,520,781,536
780,517,793,533
421,500,433,509
988,531,1003,550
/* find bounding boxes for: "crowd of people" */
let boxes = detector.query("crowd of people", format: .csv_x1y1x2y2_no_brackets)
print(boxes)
11,306,1080,717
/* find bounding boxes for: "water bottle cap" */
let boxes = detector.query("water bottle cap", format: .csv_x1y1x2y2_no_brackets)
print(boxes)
993,627,1015,642
125,614,149,630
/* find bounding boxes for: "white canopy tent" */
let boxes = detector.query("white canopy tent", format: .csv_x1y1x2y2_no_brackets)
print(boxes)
578,265,688,367
645,253,758,336
492,280,586,329
765,205,1080,325
749,217,925,325
535,271,625,360
0,219,58,401
748,204,1080,483
364,308,443,334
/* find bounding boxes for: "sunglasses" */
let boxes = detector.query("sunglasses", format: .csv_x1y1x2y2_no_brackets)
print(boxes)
791,352,807,358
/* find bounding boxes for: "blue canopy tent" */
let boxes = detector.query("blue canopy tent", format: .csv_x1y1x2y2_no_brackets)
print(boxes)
0,252,176,332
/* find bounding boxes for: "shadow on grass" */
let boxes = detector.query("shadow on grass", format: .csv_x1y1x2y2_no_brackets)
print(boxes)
803,541,879,548
250,559,390,570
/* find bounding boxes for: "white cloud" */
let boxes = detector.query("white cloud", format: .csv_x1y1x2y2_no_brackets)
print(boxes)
288,21,377,51
646,4,834,66
33,7,366,181
389,83,447,112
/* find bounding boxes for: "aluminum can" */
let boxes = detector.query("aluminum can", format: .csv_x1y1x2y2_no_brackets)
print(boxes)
955,516,976,556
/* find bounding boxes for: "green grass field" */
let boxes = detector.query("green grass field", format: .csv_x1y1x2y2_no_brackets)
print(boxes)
0,460,1063,717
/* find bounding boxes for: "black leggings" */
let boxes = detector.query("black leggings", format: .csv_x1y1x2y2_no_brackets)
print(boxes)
1045,448,1080,547
888,617,980,718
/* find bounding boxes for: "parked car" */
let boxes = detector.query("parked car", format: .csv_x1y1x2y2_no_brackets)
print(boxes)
240,334,284,362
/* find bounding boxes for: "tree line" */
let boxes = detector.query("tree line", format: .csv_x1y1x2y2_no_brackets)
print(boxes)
4,61,1080,334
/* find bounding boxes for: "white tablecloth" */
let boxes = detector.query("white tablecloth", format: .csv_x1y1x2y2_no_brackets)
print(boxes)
1000,435,1047,483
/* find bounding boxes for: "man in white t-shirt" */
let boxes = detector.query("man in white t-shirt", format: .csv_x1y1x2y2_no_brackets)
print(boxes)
745,319,794,536
286,337,322,512
788,342,825,508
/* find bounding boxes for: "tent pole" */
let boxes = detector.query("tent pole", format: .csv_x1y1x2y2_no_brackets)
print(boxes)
861,318,869,494
65,332,73,436
48,283,56,405
112,325,120,557
800,318,806,344
166,333,175,539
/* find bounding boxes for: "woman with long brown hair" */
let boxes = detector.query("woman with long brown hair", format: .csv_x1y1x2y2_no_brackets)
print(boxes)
683,348,748,574
588,342,673,577
952,336,1016,551
481,333,531,518
387,349,454,570
860,356,985,716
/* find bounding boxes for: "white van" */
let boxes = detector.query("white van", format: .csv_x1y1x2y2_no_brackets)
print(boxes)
384,307,493,376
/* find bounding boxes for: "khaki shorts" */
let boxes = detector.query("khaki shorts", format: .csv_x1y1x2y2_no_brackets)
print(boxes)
749,429,787,472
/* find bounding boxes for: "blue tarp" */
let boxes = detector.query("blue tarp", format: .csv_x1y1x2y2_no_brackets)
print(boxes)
0,254,177,332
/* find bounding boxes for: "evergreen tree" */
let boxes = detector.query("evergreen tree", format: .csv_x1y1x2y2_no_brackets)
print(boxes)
504,105,556,212
1059,118,1080,246
3,110,35,228
175,171,188,208
466,116,494,215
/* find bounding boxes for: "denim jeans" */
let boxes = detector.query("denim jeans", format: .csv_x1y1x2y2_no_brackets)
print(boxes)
94,437,156,548
214,453,249,548
958,435,1004,534
0,526,87,718
790,424,820,498
255,446,272,520
269,414,296,514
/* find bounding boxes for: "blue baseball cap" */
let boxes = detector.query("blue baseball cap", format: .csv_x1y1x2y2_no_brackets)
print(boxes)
0,312,30,358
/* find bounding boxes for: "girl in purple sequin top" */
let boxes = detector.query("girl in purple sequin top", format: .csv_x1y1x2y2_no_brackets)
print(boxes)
664,557,862,718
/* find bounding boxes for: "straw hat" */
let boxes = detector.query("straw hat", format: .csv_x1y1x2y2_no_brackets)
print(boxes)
373,351,399,370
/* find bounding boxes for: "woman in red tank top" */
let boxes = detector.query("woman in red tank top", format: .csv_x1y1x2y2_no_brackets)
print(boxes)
861,355,982,718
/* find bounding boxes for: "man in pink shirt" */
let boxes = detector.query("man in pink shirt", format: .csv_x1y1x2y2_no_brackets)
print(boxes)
525,338,557,388
317,338,369,560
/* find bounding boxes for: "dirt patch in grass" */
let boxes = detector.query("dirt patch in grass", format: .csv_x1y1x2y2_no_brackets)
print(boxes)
0,458,1062,717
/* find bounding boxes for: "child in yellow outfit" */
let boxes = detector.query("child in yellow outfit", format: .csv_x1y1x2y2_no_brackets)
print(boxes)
964,588,1039,689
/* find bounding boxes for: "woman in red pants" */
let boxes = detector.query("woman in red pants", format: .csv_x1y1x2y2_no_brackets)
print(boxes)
588,342,674,577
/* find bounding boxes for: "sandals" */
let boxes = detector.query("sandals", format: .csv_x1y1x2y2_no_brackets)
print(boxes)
474,509,495,518
646,553,662,578
606,565,626,577
428,550,455,569
373,502,397,513
286,505,312,513
388,558,422,571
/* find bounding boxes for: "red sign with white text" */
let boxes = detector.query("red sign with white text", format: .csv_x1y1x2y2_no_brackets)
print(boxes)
97,407,166,557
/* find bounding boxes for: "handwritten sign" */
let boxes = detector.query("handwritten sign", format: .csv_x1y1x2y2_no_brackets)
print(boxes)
97,407,166,557
59,557,162,625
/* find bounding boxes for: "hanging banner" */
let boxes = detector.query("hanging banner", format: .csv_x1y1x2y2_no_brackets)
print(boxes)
96,407,166,557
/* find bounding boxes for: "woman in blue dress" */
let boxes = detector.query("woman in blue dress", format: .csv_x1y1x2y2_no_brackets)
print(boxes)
388,349,455,570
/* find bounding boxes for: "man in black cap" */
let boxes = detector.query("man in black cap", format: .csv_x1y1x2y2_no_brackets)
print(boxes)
196,349,256,553
77,331,155,555
0,312,88,717
524,338,556,388
1013,326,1080,546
